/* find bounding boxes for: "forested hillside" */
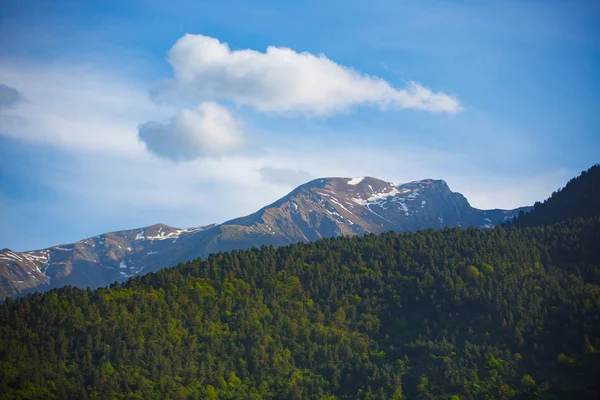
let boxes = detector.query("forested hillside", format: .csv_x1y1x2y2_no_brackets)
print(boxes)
513,164,600,227
1,216,599,399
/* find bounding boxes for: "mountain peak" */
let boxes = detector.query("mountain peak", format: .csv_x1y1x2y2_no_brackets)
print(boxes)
1,173,531,299
301,176,453,196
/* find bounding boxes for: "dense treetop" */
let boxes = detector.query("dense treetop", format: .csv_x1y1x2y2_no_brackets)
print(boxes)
1,218,600,399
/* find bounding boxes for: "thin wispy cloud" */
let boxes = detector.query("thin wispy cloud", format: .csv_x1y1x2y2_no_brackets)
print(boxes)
259,166,313,187
0,64,172,157
0,84,24,109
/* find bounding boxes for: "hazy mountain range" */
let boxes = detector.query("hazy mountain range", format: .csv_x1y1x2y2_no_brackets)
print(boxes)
0,176,531,298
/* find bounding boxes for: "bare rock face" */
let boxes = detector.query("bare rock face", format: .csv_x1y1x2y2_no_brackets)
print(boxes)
0,177,530,298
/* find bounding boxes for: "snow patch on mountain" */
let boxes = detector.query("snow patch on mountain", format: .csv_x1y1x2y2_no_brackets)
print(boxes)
347,177,364,185
0,250,23,263
145,226,207,241
352,187,401,206
54,246,73,251
397,201,409,215
327,196,354,215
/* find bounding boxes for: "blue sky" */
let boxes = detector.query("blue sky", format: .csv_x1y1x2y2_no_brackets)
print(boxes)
1,0,599,251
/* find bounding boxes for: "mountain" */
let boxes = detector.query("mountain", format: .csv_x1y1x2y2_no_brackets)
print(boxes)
0,224,215,299
0,176,530,299
1,211,599,398
513,164,600,227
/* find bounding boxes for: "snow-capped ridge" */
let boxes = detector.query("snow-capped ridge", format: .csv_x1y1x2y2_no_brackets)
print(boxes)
0,173,532,300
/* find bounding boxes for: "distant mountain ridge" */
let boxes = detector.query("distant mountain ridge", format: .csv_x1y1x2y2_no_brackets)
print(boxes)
0,176,531,298
0,224,216,297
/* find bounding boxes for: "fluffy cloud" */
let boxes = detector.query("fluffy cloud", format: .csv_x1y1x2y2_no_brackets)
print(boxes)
259,167,313,187
161,34,462,116
0,84,24,109
138,102,243,161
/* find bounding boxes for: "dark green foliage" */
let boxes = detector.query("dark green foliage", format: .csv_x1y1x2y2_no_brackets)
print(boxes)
513,164,600,227
1,217,600,399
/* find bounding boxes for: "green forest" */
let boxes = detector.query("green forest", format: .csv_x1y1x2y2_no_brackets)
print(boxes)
1,166,599,399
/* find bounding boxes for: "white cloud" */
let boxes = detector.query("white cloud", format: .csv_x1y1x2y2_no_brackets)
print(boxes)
159,34,462,116
138,102,243,161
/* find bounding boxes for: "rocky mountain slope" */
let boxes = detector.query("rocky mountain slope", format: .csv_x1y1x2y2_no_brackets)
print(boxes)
0,176,530,298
